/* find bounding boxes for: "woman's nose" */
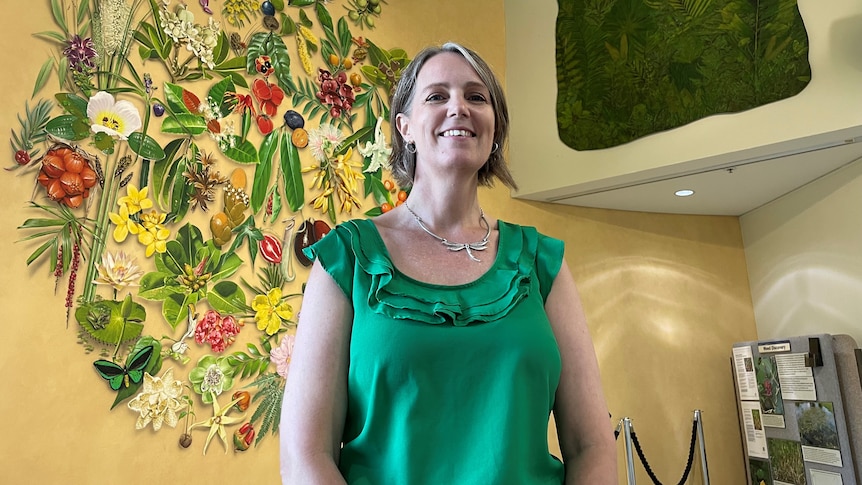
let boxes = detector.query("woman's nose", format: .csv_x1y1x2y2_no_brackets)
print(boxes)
447,96,469,118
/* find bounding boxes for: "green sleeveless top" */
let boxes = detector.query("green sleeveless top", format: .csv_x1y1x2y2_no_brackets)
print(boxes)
306,218,566,484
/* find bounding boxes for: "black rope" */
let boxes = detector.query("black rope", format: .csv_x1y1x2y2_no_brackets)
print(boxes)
630,418,698,485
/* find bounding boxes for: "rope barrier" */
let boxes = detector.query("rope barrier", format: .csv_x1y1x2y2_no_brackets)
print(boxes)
629,418,698,485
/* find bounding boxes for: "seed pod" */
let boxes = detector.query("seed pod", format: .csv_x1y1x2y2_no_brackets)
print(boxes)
259,233,283,264
293,219,332,267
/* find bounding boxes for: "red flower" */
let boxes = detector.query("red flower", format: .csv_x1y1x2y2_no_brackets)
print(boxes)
252,79,284,117
225,91,256,116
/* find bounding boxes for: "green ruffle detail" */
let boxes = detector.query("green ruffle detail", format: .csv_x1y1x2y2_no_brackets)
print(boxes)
343,219,537,326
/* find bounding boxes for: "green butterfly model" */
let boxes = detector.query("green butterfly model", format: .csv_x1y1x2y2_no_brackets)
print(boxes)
93,345,155,391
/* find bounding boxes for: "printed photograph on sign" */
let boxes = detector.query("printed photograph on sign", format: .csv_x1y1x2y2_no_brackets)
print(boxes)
767,438,805,485
750,458,774,485
797,402,844,467
757,355,786,427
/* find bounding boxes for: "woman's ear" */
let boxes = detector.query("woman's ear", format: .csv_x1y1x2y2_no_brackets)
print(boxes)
395,112,410,141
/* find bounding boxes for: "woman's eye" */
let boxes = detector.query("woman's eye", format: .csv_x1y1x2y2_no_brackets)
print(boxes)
468,94,488,102
426,93,445,102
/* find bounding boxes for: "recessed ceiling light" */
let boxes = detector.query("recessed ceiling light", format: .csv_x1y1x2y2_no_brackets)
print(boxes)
675,189,695,197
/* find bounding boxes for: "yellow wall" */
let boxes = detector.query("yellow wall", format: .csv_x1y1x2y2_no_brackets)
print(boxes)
0,1,756,483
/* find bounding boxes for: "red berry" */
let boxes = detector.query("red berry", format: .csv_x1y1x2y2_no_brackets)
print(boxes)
15,150,30,165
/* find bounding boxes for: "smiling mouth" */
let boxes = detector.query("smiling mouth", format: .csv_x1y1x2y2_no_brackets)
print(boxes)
440,129,475,137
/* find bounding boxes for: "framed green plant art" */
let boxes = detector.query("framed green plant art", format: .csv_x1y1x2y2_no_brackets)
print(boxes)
555,0,811,150
8,0,409,456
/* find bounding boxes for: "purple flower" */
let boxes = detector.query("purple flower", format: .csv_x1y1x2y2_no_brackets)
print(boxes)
63,35,98,72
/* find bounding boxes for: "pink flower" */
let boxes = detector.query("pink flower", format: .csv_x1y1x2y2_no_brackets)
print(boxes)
269,334,296,378
194,310,241,353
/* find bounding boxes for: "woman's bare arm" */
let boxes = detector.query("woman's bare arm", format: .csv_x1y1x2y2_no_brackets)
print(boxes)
546,260,618,484
280,261,352,485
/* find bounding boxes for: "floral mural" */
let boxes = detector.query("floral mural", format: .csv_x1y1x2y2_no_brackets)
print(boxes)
9,0,406,455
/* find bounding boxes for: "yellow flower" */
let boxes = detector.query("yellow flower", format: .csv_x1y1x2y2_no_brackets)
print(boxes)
252,287,294,335
138,226,171,257
139,209,167,231
109,203,141,242
118,184,153,215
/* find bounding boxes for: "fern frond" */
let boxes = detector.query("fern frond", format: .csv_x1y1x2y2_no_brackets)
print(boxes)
248,372,285,445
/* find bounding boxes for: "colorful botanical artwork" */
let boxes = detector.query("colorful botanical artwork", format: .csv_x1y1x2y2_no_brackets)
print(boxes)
555,0,811,150
8,0,407,455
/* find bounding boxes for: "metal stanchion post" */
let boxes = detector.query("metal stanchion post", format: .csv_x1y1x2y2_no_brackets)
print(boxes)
623,417,637,485
694,409,710,485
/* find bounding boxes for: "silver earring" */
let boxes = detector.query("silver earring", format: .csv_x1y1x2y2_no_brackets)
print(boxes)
491,142,499,154
406,141,417,154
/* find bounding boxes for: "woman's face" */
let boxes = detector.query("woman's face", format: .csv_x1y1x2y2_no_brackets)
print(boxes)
396,52,495,180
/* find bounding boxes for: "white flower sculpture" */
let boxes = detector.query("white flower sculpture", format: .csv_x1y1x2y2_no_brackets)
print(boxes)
359,116,392,173
127,368,186,431
87,91,142,140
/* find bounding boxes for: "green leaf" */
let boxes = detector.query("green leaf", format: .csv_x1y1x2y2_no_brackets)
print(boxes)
211,252,243,282
247,32,295,94
138,272,183,300
163,292,199,330
51,0,68,35
25,239,55,266
214,56,248,71
128,132,166,160
208,76,236,118
227,215,263,266
209,281,247,314
222,136,258,164
45,115,89,141
337,16,352,58
290,0,315,6
335,125,373,156
151,138,185,207
75,299,145,347
55,92,89,117
163,82,190,114
218,70,249,89
160,114,207,135
76,0,88,28
213,31,230,65
32,59,54,98
33,30,67,43
281,131,305,212
315,2,333,35
168,156,191,220
270,0,285,10
280,13,296,35
93,132,116,154
252,131,278,213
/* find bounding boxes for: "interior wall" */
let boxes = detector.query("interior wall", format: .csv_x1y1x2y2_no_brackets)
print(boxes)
741,157,862,346
0,1,756,484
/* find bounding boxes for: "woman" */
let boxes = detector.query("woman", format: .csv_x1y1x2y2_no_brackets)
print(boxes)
280,42,617,484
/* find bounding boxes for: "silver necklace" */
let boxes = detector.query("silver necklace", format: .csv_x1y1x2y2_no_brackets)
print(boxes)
405,204,491,262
